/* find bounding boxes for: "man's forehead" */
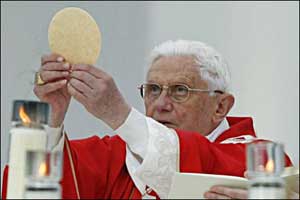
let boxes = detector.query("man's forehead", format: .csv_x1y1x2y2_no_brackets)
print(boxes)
150,55,197,68
147,55,202,84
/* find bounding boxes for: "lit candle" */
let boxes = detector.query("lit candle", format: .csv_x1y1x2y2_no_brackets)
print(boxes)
6,100,49,199
247,141,286,199
24,150,62,199
265,159,274,173
38,161,48,176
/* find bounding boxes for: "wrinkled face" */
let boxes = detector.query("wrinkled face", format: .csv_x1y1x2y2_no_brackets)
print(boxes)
145,55,218,135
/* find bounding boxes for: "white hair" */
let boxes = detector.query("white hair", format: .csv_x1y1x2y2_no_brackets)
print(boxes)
148,40,231,93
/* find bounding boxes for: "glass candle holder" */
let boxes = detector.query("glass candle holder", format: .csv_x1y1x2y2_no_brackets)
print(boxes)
12,100,50,128
24,150,63,199
247,141,286,199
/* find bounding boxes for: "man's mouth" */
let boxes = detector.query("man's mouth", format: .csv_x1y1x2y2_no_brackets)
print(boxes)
157,120,176,128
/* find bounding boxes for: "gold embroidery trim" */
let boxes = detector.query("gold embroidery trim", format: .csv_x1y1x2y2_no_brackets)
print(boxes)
65,132,81,199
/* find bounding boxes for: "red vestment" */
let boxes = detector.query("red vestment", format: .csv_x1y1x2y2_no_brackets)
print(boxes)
2,117,292,199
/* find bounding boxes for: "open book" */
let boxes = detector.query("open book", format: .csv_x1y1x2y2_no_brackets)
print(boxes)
168,166,299,199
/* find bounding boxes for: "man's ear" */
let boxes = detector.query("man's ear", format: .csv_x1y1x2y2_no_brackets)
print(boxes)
213,93,235,123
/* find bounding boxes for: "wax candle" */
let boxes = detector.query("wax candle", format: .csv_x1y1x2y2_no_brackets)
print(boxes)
6,100,49,199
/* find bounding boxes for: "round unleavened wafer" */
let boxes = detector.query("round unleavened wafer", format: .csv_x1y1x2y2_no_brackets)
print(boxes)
48,7,101,65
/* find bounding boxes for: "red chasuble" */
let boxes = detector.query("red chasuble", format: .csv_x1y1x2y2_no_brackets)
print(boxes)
2,117,292,199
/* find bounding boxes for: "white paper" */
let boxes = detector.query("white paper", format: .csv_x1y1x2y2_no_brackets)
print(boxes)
168,173,247,199
168,167,299,199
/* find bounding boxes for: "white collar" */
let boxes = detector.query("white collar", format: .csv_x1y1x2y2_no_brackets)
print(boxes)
205,119,230,142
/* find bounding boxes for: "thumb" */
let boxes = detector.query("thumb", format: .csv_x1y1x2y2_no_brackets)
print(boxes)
244,171,249,179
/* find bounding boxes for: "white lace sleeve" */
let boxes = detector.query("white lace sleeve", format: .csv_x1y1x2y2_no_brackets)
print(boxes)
117,108,179,199
46,125,64,152
117,108,149,158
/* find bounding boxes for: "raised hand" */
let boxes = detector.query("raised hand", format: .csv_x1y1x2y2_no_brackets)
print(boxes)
33,54,71,127
67,64,131,130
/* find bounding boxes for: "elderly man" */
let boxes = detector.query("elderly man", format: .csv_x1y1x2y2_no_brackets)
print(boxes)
2,40,292,199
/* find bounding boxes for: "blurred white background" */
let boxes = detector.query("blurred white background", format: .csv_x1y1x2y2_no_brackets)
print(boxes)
1,1,299,188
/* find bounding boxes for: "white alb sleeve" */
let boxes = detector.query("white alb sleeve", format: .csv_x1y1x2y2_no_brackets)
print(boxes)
116,107,179,199
46,125,65,152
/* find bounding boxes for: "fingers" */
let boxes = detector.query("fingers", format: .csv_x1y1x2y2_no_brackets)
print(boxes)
244,171,249,179
72,64,108,79
67,82,87,104
34,79,67,96
203,191,231,199
41,53,65,65
208,186,248,199
42,62,70,71
69,64,107,95
40,70,70,82
69,78,93,97
39,55,70,84
70,64,113,93
70,71,96,89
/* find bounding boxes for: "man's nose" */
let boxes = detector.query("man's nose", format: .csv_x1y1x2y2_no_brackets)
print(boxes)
155,90,173,112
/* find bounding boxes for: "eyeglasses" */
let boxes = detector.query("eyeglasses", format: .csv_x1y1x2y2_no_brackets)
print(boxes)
138,83,224,103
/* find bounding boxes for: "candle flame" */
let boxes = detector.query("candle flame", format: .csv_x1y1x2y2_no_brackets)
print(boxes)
38,162,47,176
19,105,31,124
265,159,274,172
